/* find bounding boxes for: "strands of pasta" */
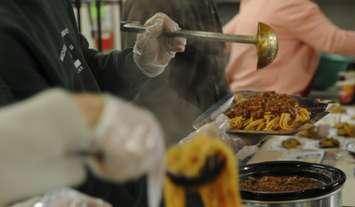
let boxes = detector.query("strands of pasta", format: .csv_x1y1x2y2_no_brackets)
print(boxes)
227,92,311,131
230,108,310,131
164,135,241,207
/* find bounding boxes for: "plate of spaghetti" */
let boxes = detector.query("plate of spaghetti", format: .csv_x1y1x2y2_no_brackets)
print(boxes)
225,92,313,135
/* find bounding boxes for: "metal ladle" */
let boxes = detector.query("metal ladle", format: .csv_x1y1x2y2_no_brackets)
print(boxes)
121,22,279,69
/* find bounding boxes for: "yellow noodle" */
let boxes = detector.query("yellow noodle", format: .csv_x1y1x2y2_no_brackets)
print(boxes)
264,113,275,130
256,121,266,131
245,119,264,130
243,117,254,128
230,116,244,129
280,113,293,131
164,135,241,207
165,178,185,207
228,104,310,132
299,108,311,121
265,116,280,131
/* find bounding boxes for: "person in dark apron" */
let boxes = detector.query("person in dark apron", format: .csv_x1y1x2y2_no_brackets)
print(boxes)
0,1,185,207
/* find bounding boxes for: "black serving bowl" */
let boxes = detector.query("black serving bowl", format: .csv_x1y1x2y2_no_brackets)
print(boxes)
239,161,346,202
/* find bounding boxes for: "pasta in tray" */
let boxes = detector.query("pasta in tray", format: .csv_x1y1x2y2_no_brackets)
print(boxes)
226,92,311,132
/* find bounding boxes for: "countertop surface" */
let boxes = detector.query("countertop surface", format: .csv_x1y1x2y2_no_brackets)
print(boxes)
249,106,355,206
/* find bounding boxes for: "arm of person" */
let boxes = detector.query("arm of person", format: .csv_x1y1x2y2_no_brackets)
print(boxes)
122,1,228,111
81,13,186,100
80,36,149,100
0,89,96,206
223,14,239,35
223,14,240,53
277,0,355,56
62,0,146,100
0,89,165,207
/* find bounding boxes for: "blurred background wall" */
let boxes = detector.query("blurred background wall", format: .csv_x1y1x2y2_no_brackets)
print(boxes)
77,0,355,51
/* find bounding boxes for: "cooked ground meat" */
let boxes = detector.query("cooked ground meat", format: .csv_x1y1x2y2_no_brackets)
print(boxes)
240,176,323,193
226,92,299,119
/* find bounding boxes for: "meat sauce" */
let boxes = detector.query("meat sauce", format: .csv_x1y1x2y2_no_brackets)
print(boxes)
240,175,323,193
226,92,299,119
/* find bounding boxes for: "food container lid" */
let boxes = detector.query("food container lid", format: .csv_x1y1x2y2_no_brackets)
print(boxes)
240,161,346,201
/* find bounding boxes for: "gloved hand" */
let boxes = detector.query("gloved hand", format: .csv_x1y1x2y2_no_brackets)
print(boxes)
11,188,110,207
133,12,187,77
87,95,166,207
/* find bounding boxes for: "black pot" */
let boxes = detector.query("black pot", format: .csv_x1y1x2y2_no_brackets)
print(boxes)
239,161,346,207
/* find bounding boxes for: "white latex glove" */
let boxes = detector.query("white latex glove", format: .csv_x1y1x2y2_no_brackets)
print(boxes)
11,188,110,207
133,12,187,77
88,95,165,207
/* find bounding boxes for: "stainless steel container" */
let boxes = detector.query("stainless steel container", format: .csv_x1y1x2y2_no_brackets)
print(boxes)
243,188,342,207
240,161,346,207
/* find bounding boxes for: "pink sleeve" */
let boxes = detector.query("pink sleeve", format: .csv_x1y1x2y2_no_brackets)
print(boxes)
276,0,355,56
223,15,239,34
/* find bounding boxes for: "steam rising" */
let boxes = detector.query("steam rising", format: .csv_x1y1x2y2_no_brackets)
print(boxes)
122,0,229,145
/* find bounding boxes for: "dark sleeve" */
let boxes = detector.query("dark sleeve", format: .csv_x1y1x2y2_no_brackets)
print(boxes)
79,35,148,100
62,0,148,99
0,32,49,106
0,76,15,106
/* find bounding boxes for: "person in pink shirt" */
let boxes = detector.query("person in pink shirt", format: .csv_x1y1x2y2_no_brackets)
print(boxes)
224,0,355,95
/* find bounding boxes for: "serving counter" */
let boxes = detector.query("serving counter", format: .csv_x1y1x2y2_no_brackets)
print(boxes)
248,106,355,206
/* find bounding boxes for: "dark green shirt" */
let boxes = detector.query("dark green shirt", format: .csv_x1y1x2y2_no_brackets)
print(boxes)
0,0,147,105
0,0,148,206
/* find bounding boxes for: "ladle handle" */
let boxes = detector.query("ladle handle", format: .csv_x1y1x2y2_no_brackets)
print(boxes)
121,22,257,44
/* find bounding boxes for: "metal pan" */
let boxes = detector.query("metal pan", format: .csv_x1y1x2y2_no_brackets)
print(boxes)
193,91,329,136
226,91,329,135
